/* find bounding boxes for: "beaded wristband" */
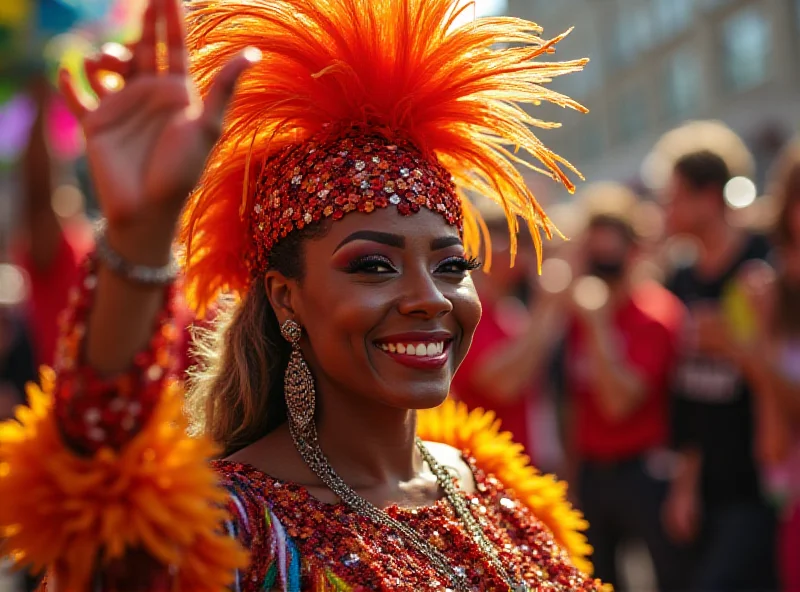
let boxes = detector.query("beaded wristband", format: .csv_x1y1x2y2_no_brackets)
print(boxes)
53,254,180,454
94,219,179,286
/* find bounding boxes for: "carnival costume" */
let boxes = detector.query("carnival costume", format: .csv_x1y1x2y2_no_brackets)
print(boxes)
0,0,600,590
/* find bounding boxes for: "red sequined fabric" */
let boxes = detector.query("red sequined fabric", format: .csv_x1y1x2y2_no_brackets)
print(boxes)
52,255,180,455
215,455,603,592
247,123,462,276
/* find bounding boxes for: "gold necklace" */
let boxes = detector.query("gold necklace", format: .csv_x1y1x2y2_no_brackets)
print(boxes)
290,422,529,592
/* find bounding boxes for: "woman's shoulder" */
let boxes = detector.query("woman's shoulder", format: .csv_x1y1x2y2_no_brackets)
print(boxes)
212,460,273,543
417,399,594,573
212,460,301,592
421,440,477,493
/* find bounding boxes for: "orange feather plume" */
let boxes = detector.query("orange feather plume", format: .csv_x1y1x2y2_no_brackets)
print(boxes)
181,0,588,314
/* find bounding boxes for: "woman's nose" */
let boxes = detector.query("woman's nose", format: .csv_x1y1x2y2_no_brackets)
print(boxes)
396,268,453,319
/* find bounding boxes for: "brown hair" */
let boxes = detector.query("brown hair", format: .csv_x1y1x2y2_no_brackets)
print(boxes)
673,150,731,200
186,224,328,457
587,213,638,245
770,142,800,249
768,142,800,338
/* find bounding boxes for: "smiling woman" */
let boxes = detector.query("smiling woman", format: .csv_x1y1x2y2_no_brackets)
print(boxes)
0,0,596,590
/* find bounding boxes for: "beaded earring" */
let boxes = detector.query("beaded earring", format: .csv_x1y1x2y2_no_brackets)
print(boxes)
280,319,316,431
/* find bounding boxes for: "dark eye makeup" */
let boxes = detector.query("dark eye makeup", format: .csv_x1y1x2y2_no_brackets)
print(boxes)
436,256,482,274
343,254,482,275
343,254,397,274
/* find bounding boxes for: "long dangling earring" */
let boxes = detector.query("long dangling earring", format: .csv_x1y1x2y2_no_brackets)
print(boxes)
280,319,316,432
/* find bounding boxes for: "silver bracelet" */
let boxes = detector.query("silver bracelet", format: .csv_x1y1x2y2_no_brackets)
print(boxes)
94,219,179,286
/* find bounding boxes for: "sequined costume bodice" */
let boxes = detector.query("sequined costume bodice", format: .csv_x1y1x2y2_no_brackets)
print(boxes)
215,454,601,592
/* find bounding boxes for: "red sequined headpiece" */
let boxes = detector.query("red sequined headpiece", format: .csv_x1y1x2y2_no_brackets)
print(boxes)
248,124,460,274
180,0,588,314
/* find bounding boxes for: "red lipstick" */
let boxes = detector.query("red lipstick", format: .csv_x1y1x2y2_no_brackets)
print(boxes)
373,332,453,371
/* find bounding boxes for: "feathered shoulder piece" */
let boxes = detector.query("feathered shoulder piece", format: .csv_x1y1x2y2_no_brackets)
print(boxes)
417,399,593,574
181,0,587,313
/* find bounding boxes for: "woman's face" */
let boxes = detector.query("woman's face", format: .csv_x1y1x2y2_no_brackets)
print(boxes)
270,207,482,411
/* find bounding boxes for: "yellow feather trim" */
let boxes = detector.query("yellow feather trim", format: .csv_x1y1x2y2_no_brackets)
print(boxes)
417,398,594,574
0,368,249,591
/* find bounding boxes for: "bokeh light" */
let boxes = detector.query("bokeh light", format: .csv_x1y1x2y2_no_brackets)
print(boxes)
572,276,610,311
540,258,573,294
724,176,757,209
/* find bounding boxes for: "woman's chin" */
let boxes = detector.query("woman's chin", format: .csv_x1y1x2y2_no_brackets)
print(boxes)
386,389,450,411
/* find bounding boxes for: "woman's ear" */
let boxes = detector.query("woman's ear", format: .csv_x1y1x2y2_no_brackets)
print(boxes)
263,271,299,325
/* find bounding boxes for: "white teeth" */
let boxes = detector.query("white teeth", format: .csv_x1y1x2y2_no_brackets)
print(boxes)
379,342,447,357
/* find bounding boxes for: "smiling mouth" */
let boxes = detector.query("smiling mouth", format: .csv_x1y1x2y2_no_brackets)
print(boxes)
372,337,453,371
377,341,446,357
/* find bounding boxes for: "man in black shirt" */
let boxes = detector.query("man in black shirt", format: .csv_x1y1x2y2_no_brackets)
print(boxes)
662,150,777,590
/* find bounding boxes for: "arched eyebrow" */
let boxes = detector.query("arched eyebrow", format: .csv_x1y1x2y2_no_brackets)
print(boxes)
333,231,462,253
430,236,462,251
334,231,404,252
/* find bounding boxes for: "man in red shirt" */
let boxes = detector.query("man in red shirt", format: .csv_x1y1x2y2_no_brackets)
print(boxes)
451,206,563,458
564,209,690,591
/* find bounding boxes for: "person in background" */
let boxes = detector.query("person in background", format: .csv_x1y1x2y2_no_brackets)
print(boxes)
15,79,93,369
662,150,777,591
0,310,37,421
561,190,687,592
730,142,800,592
450,200,562,458
15,80,201,377
0,268,38,592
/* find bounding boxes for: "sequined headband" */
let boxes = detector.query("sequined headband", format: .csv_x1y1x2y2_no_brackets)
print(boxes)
246,124,462,276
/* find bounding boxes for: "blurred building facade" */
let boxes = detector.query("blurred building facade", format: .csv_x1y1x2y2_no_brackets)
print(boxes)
510,0,800,194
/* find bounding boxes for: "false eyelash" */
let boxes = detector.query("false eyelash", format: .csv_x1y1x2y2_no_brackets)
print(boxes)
438,256,483,273
344,254,397,274
463,256,483,271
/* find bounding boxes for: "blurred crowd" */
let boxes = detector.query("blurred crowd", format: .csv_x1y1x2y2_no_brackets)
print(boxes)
2,59,800,592
452,124,800,592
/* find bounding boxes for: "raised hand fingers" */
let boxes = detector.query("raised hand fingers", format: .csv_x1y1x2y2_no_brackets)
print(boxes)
85,49,133,99
58,69,91,121
165,0,188,74
136,0,159,73
200,48,261,140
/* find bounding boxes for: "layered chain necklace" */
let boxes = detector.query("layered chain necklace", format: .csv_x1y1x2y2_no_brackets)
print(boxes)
290,422,530,592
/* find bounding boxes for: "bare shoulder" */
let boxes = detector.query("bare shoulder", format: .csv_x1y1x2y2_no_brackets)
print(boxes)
422,441,476,494
224,425,316,484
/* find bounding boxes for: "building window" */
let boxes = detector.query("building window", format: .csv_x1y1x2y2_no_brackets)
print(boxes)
653,0,693,39
663,48,701,121
721,7,771,92
576,121,605,163
613,2,656,65
796,0,800,32
617,87,647,143
699,0,731,11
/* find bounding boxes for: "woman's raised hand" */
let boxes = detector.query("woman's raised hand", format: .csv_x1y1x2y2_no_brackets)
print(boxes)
59,0,258,254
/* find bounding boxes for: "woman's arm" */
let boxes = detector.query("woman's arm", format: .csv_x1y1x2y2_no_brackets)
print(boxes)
579,313,647,422
65,0,253,378
739,343,796,463
470,296,565,403
0,0,257,589
22,79,60,272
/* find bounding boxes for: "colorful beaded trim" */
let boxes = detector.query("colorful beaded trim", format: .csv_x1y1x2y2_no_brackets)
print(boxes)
246,123,462,276
52,255,179,454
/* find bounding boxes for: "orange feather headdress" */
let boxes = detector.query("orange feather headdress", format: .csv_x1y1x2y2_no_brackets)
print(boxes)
181,0,588,313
